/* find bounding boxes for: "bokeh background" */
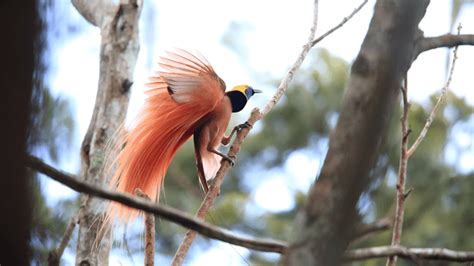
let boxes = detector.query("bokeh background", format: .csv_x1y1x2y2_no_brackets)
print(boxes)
31,0,473,265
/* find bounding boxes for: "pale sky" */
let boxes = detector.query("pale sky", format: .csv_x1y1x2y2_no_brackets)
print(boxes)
44,0,473,265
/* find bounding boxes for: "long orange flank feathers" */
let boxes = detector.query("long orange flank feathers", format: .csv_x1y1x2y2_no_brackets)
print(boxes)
106,49,226,222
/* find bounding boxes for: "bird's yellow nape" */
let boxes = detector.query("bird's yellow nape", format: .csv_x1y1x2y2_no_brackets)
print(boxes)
230,84,250,95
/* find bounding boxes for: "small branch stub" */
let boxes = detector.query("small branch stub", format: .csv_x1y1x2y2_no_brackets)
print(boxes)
135,188,155,266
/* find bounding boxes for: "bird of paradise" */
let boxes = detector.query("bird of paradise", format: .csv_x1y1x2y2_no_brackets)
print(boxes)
106,49,260,222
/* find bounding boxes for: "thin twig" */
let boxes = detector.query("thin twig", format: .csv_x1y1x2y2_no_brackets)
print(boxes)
135,188,155,266
48,214,78,266
408,25,462,158
311,0,369,47
387,77,410,266
346,245,474,262
351,216,393,245
260,0,319,117
25,154,287,254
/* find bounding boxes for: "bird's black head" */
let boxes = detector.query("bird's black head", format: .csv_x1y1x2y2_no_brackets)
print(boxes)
225,85,261,112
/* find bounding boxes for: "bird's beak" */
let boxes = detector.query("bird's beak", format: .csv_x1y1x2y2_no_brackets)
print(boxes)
253,89,262,94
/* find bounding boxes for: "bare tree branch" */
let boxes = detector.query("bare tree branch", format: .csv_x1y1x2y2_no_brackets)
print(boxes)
134,189,155,266
351,217,392,245
259,0,319,117
30,155,473,264
171,109,264,265
25,155,287,254
408,26,461,158
311,0,369,47
415,33,474,57
387,77,411,266
48,214,78,266
346,246,474,262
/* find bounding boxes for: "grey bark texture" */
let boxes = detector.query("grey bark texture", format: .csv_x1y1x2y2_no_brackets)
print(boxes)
73,1,143,265
281,0,430,265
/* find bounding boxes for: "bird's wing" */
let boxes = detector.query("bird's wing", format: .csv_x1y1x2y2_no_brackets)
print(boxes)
146,49,226,109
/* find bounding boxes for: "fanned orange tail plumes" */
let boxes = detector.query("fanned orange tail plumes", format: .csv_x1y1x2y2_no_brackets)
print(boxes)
106,49,226,222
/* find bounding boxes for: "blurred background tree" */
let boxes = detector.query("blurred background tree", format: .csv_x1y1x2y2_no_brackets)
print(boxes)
28,84,76,264
27,2,77,264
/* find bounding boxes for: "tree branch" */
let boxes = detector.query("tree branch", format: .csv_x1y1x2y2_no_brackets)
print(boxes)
387,77,410,266
408,26,461,158
48,214,78,266
25,155,287,254
351,217,392,244
32,154,473,264
346,245,474,262
415,33,474,57
171,109,263,265
71,0,113,27
311,0,368,47
134,189,155,266
259,0,319,117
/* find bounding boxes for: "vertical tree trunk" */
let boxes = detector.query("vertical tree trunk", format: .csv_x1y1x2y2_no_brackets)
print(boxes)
281,0,429,265
0,0,40,264
73,1,142,265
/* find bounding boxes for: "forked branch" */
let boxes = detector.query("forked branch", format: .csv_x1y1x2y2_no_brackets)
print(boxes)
408,25,462,157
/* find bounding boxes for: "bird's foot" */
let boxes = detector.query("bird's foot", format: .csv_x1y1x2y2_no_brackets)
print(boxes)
222,154,236,166
235,121,252,132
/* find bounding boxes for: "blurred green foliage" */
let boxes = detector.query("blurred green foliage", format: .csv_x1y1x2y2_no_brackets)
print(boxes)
29,87,75,264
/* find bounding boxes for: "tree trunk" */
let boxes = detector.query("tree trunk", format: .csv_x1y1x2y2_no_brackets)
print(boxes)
281,0,430,265
74,1,142,265
0,0,40,264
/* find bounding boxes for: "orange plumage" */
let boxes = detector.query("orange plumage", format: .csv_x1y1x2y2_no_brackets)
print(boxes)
105,49,259,223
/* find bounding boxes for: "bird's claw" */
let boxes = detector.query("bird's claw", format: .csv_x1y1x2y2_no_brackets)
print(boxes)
222,154,236,166
235,121,252,131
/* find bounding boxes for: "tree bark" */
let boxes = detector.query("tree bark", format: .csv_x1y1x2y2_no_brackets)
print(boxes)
74,1,142,265
0,0,40,264
281,0,430,265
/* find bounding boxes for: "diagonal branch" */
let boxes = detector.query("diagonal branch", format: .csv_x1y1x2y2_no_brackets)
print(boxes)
172,1,369,263
25,155,287,254
346,245,474,262
408,26,461,158
310,0,369,47
48,214,78,266
31,154,469,263
351,216,392,244
28,154,392,255
171,109,263,265
260,0,319,117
